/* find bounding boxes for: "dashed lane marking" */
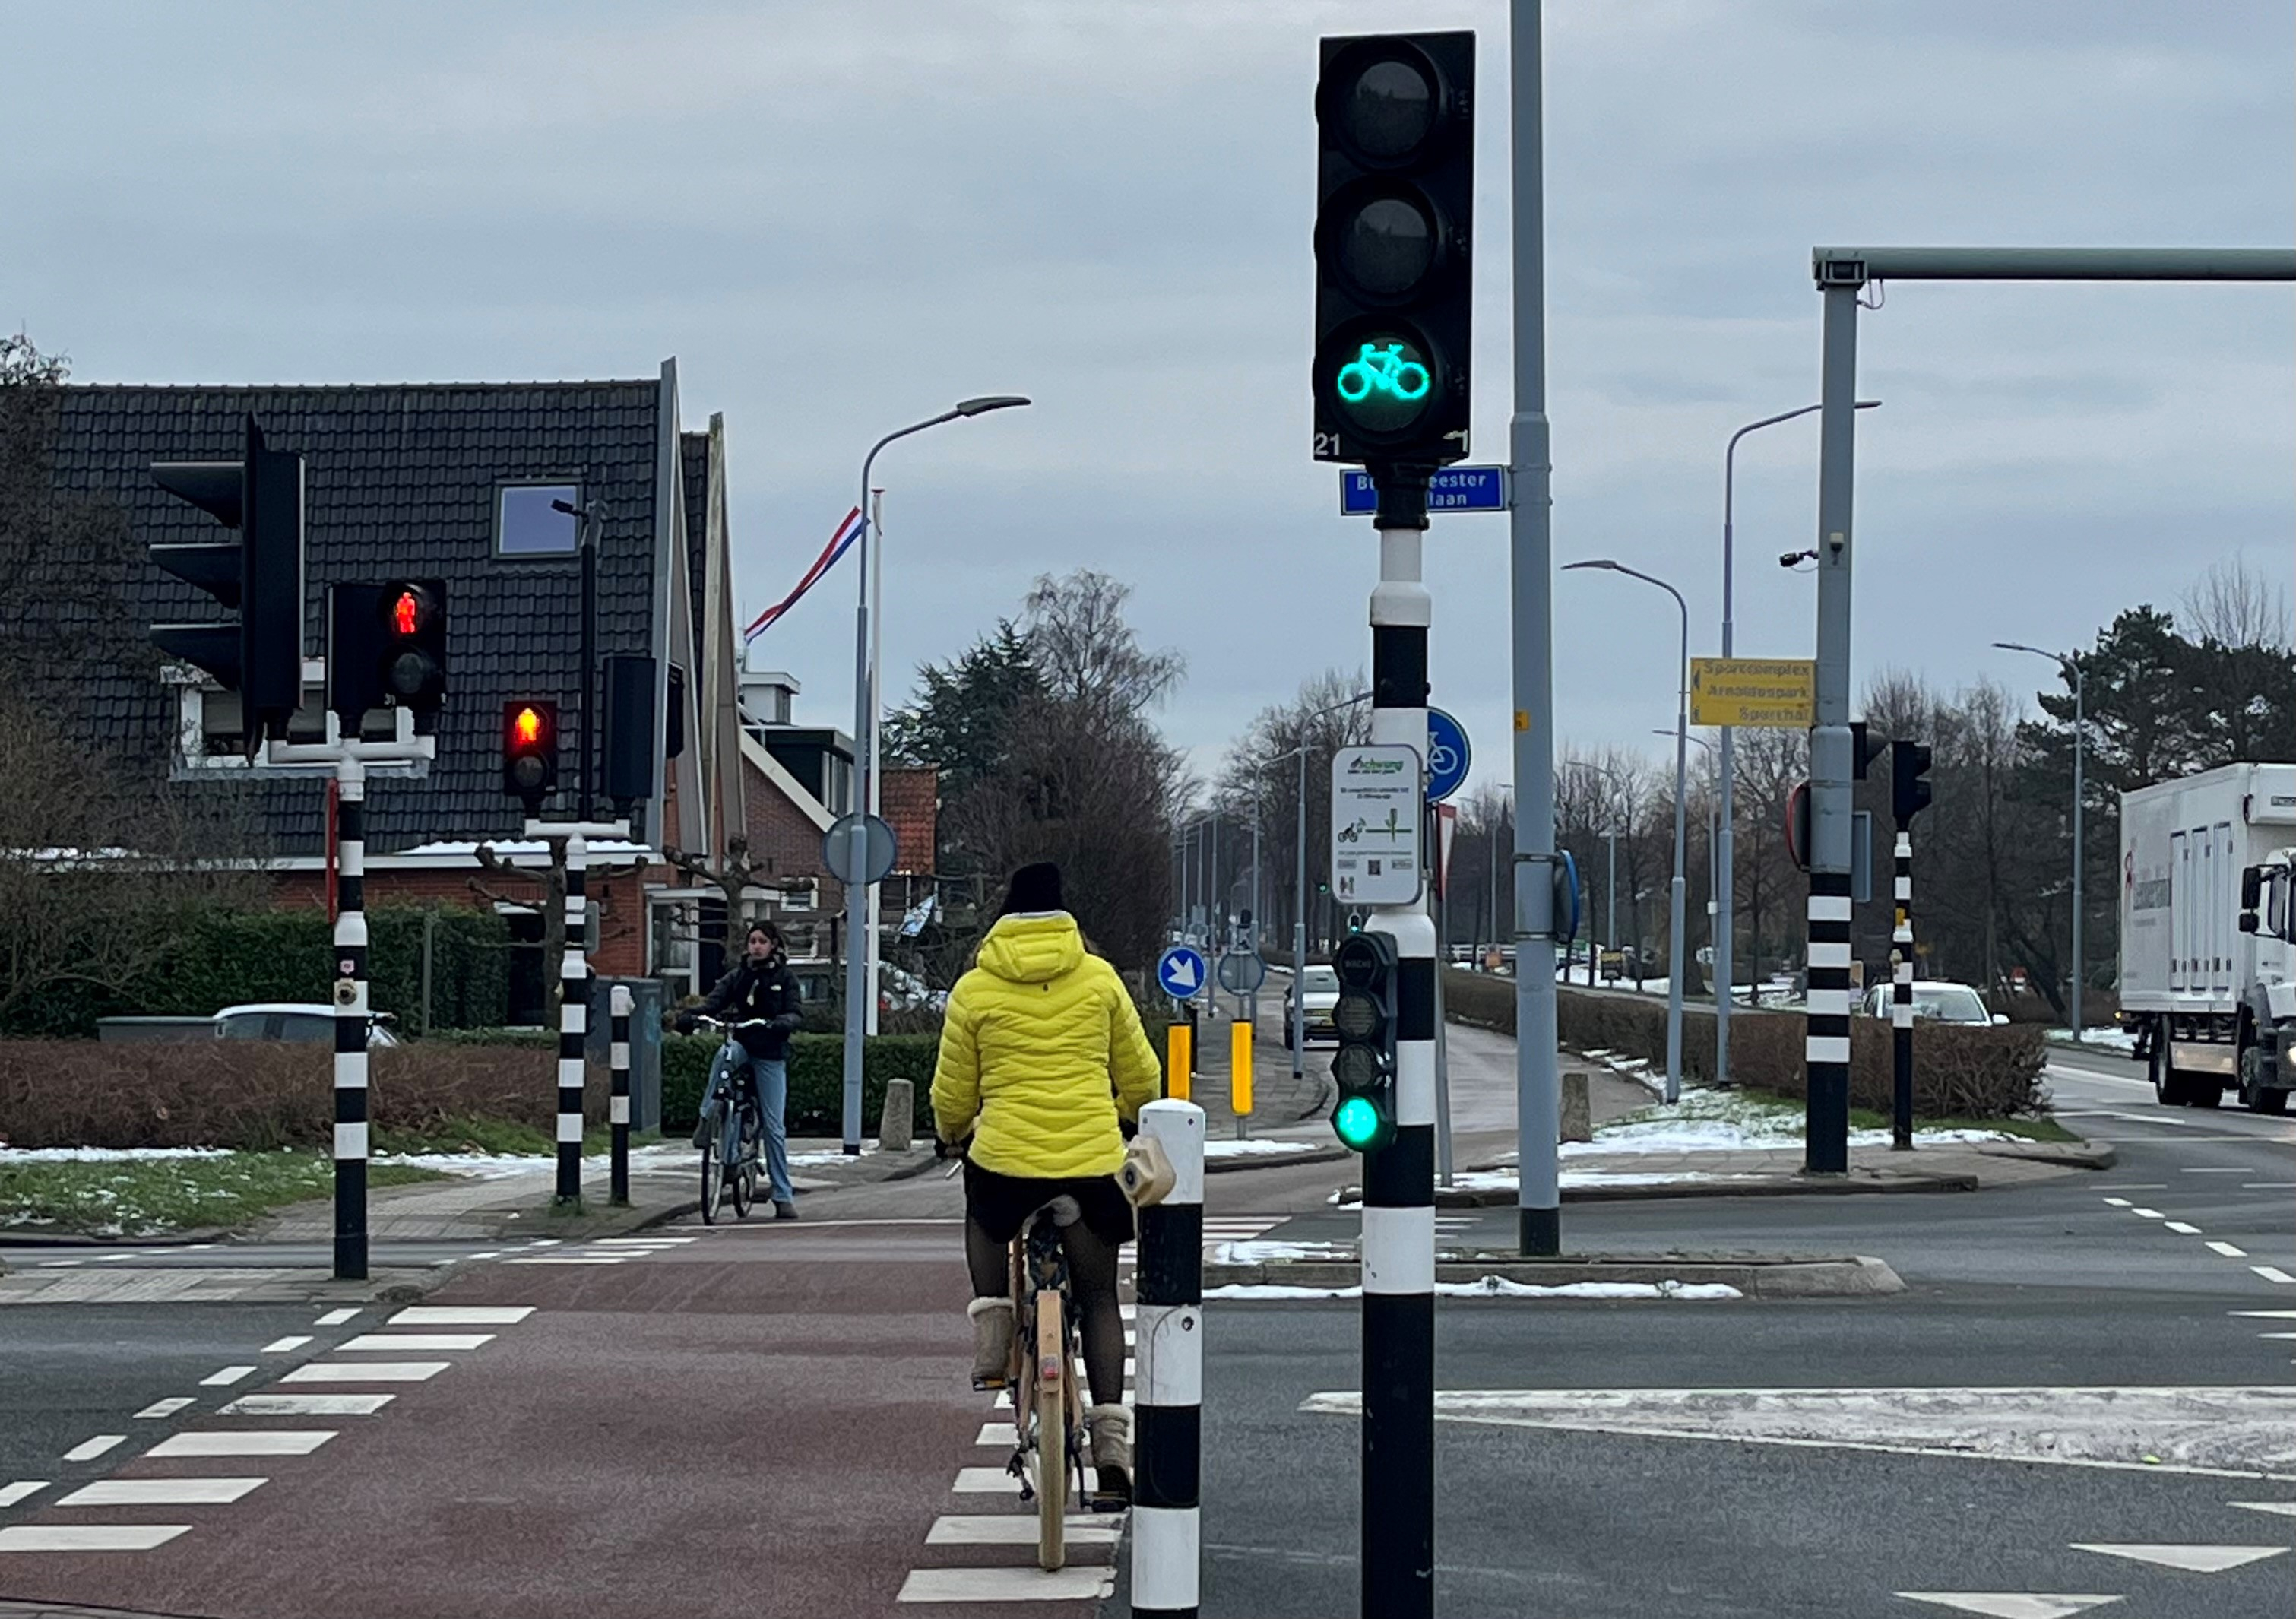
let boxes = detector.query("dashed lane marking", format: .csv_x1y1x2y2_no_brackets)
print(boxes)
0,1484,46,1509
0,1526,189,1552
199,1366,255,1387
147,1431,333,1457
926,1515,1120,1547
897,1566,1116,1602
2181,1167,2252,1173
312,1308,359,1326
133,1399,194,1420
951,1466,1026,1493
280,1361,448,1384
2070,1542,2287,1573
2230,1310,2296,1318
2250,1266,2296,1285
2101,1198,2132,1208
334,1332,495,1352
2229,1501,2296,1518
1895,1598,2120,1617
976,1422,1017,1446
2165,1221,2201,1234
2208,1242,2250,1258
60,1437,124,1464
504,1256,625,1266
219,1392,393,1416
2257,1332,2296,1340
388,1306,534,1326
58,1477,267,1507
2244,1182,2296,1190
2130,1209,2165,1219
261,1335,313,1353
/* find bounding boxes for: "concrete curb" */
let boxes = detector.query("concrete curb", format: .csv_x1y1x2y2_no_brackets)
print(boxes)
1335,1168,1981,1207
1975,1139,2117,1171
1206,1145,1348,1175
1203,1253,1905,1299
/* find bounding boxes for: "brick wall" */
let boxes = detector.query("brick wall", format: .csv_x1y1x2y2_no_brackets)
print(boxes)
265,861,657,976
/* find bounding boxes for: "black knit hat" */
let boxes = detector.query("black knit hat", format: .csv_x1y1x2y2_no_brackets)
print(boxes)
998,861,1065,917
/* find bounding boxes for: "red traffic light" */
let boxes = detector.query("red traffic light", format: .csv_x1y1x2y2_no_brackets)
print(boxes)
507,702,553,751
502,700,559,810
392,589,420,636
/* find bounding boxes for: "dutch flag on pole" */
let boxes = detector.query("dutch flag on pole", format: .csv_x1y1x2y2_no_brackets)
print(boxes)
743,505,864,642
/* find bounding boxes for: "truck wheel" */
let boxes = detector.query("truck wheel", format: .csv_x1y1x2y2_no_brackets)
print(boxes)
2257,1088,2291,1116
2238,1045,2288,1114
2151,1039,2186,1107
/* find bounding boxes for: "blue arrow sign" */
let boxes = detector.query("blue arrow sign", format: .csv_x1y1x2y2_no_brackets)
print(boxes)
1341,466,1510,518
1426,708,1470,804
1156,946,1208,1000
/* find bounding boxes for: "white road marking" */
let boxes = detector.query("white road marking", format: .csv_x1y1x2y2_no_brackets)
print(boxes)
261,1336,313,1354
280,1361,448,1384
60,1437,125,1463
147,1430,334,1457
2101,1197,2131,1208
1895,1597,2120,1617
2130,1208,2165,1219
952,1465,1024,1493
992,1390,1012,1409
2182,1166,2250,1173
2251,1266,2296,1285
2258,1332,2296,1340
897,1567,1116,1602
0,1526,190,1552
388,1306,534,1326
2070,1542,2285,1572
2231,1310,2296,1319
220,1393,392,1416
0,1483,46,1509
467,1251,502,1260
592,1236,696,1245
133,1399,194,1420
926,1514,1122,1546
2208,1242,2250,1258
2229,1500,2296,1518
2244,1182,2296,1190
2164,1221,2200,1234
977,1422,1018,1446
504,1256,625,1265
334,1333,494,1352
59,1477,267,1507
198,1366,255,1387
312,1309,359,1326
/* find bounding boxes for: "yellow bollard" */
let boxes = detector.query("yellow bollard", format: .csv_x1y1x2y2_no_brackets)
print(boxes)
1230,1016,1253,1117
1167,1022,1192,1101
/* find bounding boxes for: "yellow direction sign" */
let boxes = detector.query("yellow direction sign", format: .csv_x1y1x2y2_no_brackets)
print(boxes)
1690,657,1816,727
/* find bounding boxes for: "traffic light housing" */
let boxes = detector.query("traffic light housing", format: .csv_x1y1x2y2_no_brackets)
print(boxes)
1313,31,1474,470
1329,930,1398,1152
1891,740,1933,825
601,653,659,811
149,414,305,752
1851,721,1887,780
503,701,559,813
328,579,448,730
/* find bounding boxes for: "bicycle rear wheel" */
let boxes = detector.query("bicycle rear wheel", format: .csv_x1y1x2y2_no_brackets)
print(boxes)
698,1114,722,1225
1034,1290,1067,1571
730,1119,755,1220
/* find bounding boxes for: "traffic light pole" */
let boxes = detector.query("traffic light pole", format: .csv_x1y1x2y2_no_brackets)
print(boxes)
268,712,437,1282
1891,827,1914,1151
521,816,631,1210
1363,470,1435,1619
1509,0,1564,1256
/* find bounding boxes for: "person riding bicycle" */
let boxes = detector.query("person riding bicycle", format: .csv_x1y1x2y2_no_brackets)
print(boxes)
931,861,1160,1504
679,922,803,1219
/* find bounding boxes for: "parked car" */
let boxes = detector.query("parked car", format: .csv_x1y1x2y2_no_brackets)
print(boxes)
1856,982,2007,1027
215,1003,402,1047
1283,964,1341,1047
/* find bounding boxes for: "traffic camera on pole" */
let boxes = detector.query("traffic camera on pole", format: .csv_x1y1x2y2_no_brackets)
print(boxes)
1313,31,1474,470
502,700,559,813
1329,930,1398,1153
149,414,305,754
1891,740,1933,825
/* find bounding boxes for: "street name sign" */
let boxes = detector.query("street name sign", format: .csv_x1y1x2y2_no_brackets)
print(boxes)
1425,708,1470,803
1157,946,1208,1001
1690,657,1817,727
1341,465,1509,517
1331,743,1424,906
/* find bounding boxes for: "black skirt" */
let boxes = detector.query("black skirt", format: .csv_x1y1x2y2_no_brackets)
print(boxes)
962,1160,1134,1247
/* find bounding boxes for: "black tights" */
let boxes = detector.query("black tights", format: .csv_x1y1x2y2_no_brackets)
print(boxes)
967,1215,1128,1408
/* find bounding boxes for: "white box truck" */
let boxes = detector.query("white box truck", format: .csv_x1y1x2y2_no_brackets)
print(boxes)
2118,761,2296,1112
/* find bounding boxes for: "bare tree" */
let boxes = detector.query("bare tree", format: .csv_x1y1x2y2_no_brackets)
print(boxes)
469,841,643,1014
1212,669,1371,956
2181,555,2291,651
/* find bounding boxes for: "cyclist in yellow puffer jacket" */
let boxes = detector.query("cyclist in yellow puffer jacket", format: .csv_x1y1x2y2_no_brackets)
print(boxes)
931,860,1161,1503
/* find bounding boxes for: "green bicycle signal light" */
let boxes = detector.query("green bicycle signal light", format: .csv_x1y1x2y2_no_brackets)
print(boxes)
1328,930,1398,1154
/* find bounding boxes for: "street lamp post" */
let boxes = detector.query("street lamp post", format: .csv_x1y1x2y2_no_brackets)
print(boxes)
1995,641,2086,1042
839,394,1028,1154
1567,559,1690,1102
1718,398,1880,1086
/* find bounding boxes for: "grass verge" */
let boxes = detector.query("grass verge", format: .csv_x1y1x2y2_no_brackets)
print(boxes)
370,1115,613,1157
0,1153,445,1237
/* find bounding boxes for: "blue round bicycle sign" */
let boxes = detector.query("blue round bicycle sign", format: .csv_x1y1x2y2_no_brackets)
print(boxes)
1426,708,1470,804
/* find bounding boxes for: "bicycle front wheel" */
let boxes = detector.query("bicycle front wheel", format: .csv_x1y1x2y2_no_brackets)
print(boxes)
698,1116,723,1225
1034,1291,1067,1571
731,1133,755,1219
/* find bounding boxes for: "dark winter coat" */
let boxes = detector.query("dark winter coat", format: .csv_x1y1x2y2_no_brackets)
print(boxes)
698,955,804,1060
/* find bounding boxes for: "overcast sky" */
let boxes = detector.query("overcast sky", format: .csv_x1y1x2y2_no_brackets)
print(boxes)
7,0,2290,794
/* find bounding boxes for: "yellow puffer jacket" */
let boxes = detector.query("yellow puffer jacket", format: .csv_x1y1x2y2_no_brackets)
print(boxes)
930,911,1162,1179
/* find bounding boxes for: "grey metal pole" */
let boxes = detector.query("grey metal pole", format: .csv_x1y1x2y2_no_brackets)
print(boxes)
1804,283,1862,1174
1509,0,1562,1258
1294,752,1308,1076
2072,662,2085,1044
1607,831,1617,965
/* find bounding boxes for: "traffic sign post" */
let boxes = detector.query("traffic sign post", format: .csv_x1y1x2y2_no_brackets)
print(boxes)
1424,708,1470,803
1157,946,1208,1003
1341,465,1509,516
1689,657,1816,728
1331,744,1425,908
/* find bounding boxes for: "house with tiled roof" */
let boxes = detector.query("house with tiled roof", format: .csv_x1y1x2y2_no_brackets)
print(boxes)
33,362,865,1010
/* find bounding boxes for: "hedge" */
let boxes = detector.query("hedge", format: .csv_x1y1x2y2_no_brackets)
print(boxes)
658,1031,941,1136
5,905,510,1039
1442,968,2047,1120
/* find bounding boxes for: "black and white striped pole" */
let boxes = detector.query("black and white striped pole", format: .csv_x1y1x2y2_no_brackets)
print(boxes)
1891,829,1914,1150
332,753,369,1282
1364,472,1436,1619
556,829,589,1209
609,984,632,1204
1132,1098,1205,1619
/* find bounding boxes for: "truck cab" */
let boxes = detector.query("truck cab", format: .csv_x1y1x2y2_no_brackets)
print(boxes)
2235,849,2296,1114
